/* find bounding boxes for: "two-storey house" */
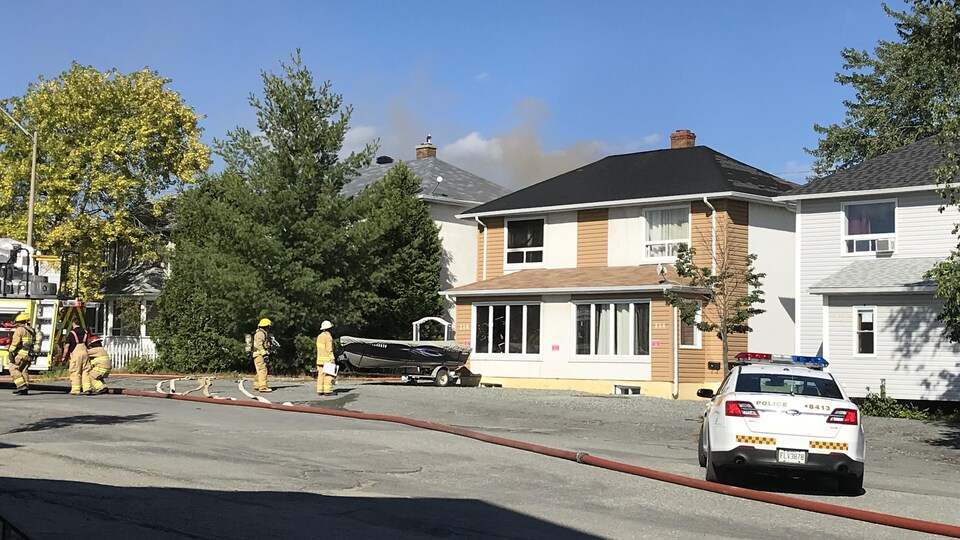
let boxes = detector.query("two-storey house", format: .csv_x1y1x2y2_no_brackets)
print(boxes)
344,136,512,322
778,137,960,401
443,130,797,398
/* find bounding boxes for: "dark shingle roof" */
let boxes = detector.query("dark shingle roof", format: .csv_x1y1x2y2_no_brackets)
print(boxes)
462,146,796,216
784,137,944,197
100,263,165,296
342,157,511,205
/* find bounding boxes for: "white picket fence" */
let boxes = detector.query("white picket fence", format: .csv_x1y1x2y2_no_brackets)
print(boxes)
104,336,158,369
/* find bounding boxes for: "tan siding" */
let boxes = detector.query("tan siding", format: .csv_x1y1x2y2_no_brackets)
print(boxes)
577,209,608,268
651,300,673,381
690,201,713,268
455,301,472,344
476,217,504,280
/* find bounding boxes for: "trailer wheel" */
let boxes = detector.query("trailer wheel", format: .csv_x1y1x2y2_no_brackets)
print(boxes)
434,368,450,387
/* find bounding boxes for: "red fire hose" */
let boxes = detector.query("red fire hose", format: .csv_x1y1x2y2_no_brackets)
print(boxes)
15,383,960,538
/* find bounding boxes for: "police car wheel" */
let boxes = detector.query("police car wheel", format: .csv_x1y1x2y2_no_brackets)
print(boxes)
704,436,730,484
697,427,707,468
838,474,863,495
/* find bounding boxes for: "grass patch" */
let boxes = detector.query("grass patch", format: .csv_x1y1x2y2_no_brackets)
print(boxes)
33,367,69,382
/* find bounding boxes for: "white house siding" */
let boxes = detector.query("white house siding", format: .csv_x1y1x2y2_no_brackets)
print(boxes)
798,190,957,358
544,211,578,269
748,203,796,354
429,203,478,321
825,295,960,400
608,207,643,266
467,295,652,381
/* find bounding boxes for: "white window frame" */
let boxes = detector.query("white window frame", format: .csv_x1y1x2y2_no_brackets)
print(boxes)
840,199,897,256
642,204,691,263
471,301,541,358
571,299,652,361
679,302,702,349
853,306,877,357
504,217,546,268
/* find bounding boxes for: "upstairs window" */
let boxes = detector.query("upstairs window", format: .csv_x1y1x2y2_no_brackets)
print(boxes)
506,219,544,264
843,201,896,254
644,206,690,260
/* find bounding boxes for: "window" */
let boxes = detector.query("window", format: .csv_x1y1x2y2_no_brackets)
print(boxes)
735,373,843,399
644,206,690,259
506,219,544,264
680,303,702,348
843,201,896,254
474,303,540,355
575,301,651,356
855,307,875,355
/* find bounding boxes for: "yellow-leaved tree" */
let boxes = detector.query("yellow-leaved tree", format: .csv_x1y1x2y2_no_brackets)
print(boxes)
0,62,210,298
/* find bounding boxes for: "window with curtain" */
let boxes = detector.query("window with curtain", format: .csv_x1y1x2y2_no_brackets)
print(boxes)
855,307,875,355
843,201,895,253
506,219,544,264
473,303,541,355
575,301,651,357
644,207,690,259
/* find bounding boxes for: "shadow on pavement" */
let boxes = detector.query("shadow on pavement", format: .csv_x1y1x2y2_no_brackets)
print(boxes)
926,420,960,451
6,413,156,434
0,476,600,539
720,469,863,497
0,442,21,450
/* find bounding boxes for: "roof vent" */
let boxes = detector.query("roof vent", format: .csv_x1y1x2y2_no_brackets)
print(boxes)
375,155,394,164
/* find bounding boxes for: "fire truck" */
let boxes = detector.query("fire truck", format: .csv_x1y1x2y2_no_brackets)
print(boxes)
0,237,89,372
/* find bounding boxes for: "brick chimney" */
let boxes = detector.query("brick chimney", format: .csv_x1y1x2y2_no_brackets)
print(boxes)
670,129,696,149
415,134,437,159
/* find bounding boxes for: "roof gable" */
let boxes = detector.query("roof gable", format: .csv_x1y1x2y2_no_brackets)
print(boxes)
342,157,511,205
462,146,795,216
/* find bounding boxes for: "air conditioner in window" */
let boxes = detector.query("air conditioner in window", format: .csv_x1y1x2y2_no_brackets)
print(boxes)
876,238,896,253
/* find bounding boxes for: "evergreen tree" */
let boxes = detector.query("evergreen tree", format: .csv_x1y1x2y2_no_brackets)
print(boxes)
350,163,444,339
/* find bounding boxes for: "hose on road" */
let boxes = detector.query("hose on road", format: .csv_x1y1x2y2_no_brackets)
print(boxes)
13,382,960,538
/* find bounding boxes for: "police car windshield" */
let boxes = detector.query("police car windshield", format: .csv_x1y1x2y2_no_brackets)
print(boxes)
735,373,843,399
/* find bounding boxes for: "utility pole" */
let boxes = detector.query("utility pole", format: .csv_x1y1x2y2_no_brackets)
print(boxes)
0,107,39,247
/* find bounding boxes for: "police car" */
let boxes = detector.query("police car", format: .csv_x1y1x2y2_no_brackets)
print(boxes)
696,352,865,494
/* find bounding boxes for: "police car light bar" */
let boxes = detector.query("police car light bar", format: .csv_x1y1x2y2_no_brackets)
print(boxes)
733,352,829,369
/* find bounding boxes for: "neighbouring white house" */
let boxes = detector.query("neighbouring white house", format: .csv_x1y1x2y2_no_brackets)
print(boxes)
343,136,512,322
777,136,960,401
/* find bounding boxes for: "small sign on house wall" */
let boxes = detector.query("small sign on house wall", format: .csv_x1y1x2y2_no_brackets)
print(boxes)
552,344,560,351
651,340,662,348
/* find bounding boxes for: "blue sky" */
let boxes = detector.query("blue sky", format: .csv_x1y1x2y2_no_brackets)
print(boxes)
2,0,907,188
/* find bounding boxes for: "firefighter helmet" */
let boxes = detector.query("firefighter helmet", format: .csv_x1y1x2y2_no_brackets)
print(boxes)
14,313,29,323
87,335,103,346
258,318,272,327
320,320,333,330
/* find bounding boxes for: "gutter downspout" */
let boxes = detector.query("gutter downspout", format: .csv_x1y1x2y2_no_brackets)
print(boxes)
475,217,488,280
702,196,716,275
673,305,679,399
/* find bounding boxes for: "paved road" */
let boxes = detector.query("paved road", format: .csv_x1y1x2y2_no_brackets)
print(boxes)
0,378,956,539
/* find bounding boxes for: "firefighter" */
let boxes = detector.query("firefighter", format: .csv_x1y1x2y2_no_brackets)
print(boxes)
62,321,92,395
86,335,111,395
7,313,35,395
316,320,336,396
251,318,273,392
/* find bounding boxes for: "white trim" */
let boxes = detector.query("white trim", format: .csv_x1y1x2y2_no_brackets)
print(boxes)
457,191,788,219
442,283,706,297
417,194,483,207
776,183,954,202
679,301,702,349
840,198,897,256
822,296,829,360
642,204,691,263
504,216,546,269
795,200,801,355
852,305,877,358
810,285,936,295
471,301,541,357
571,299,652,359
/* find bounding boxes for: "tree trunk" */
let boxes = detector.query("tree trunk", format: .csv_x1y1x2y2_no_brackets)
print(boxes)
721,326,729,373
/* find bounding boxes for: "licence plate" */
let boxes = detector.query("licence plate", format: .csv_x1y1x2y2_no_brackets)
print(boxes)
777,449,807,464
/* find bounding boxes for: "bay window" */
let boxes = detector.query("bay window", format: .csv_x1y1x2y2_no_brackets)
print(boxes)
575,301,651,357
644,206,690,259
474,303,541,355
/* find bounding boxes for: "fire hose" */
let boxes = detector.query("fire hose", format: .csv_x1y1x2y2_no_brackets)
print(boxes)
9,382,960,538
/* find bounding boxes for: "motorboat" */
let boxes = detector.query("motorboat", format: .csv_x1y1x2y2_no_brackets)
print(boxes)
338,336,475,386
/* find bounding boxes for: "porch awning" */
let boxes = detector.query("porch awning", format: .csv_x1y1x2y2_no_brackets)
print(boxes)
809,257,941,295
441,264,704,297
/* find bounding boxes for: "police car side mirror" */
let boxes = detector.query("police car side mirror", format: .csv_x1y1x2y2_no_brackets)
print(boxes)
696,388,715,399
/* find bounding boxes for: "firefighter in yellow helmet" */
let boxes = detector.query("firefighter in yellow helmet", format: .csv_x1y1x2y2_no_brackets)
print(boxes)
316,320,336,396
7,313,35,395
62,321,92,395
86,335,111,395
251,318,273,392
